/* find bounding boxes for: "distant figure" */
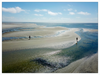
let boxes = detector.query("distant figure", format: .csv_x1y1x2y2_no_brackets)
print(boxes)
29,36,31,40
76,37,78,41
76,37,78,44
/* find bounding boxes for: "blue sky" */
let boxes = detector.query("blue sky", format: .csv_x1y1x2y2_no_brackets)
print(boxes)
2,2,98,23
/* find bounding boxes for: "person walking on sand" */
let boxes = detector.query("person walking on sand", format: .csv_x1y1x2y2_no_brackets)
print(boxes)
29,36,31,40
76,37,78,44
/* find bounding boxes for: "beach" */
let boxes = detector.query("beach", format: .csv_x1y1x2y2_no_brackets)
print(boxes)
2,2,98,73
54,53,98,73
2,23,98,73
2,24,81,52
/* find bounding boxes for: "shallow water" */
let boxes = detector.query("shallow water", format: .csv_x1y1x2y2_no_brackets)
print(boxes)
2,27,35,34
2,23,98,73
2,30,67,41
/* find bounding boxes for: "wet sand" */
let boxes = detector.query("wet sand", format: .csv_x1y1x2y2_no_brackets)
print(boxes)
2,23,37,29
54,53,98,73
2,23,98,73
83,28,98,32
2,24,81,52
2,24,98,52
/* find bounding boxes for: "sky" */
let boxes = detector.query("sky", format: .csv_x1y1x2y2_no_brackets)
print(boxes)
2,2,98,23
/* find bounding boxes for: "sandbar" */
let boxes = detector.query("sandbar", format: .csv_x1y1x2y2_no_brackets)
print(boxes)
2,24,81,52
54,53,98,73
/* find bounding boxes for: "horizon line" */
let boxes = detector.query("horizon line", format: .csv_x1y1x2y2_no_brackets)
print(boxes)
2,21,98,23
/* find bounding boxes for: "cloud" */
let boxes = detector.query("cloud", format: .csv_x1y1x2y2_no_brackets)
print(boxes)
34,9,62,16
77,11,91,15
34,14,43,16
2,7,25,13
48,11,62,16
34,9,40,12
42,9,48,11
68,8,72,11
34,9,48,12
69,12,75,15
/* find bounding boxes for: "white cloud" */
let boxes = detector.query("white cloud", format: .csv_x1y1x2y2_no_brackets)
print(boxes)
69,12,75,15
68,8,72,11
2,7,25,13
34,9,48,12
34,14,43,16
77,11,91,15
34,9,40,12
48,11,58,15
42,9,48,11
48,11,62,16
34,9,62,16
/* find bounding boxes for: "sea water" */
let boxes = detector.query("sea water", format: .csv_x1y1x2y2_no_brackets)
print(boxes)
2,22,98,73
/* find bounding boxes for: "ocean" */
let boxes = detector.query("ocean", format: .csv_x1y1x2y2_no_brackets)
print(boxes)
2,22,98,73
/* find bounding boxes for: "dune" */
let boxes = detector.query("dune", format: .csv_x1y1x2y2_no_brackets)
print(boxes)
54,53,98,73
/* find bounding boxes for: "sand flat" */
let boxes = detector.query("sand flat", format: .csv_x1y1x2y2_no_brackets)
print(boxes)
2,24,81,52
2,23,37,29
2,30,57,37
2,25,68,37
83,28,98,32
54,53,98,73
2,26,81,51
